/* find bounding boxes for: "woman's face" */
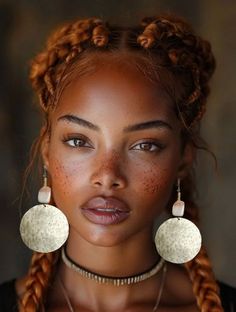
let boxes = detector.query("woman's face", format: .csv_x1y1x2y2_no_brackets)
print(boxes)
42,61,192,247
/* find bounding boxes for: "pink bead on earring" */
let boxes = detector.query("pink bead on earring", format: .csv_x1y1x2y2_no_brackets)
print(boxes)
154,178,202,264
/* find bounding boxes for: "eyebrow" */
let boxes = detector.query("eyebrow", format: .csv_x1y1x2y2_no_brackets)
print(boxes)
57,114,173,132
124,120,173,132
57,115,100,131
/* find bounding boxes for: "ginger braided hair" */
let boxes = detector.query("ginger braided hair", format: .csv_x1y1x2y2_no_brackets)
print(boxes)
30,17,109,112
20,14,223,312
138,16,215,126
19,252,59,312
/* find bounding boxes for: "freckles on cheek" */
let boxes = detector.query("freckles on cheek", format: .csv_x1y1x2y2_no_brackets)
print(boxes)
50,159,80,197
139,168,171,195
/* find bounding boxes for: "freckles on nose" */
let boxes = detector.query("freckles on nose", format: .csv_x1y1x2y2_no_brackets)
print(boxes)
90,150,127,187
96,151,122,172
94,161,118,178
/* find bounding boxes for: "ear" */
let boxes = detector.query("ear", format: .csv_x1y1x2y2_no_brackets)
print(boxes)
177,143,195,179
41,133,50,170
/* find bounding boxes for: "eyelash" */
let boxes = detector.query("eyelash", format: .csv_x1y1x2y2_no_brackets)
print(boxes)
131,141,165,153
62,135,165,153
62,135,93,148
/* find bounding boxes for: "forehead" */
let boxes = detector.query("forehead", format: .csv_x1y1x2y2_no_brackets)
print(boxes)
54,61,177,125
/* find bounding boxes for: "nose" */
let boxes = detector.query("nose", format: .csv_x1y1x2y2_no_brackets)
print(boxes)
90,151,127,190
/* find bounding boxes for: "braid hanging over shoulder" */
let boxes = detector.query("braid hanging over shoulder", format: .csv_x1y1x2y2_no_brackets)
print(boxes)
182,177,223,312
19,251,59,312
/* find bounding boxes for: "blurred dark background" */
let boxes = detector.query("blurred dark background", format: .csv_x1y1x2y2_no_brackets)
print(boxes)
0,0,235,286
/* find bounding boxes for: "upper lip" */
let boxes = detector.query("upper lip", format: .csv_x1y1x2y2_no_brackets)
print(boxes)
81,196,130,212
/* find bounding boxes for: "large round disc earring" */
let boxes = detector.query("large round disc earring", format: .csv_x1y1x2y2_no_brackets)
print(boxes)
155,179,201,264
20,167,69,253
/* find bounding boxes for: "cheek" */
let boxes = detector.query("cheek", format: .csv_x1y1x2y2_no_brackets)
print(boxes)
137,143,182,195
141,168,170,194
133,166,176,219
49,157,81,199
133,158,179,212
50,159,70,197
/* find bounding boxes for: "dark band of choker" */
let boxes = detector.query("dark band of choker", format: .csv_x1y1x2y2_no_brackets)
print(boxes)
61,246,165,286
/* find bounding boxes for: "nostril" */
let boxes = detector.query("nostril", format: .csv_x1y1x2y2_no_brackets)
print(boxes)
91,174,126,189
94,181,102,187
93,180,121,188
90,160,127,189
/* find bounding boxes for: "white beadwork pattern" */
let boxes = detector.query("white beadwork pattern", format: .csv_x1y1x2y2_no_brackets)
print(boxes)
155,217,201,264
20,204,69,253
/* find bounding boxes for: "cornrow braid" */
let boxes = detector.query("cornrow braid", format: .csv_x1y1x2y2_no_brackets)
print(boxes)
137,15,216,127
19,252,59,312
30,18,110,111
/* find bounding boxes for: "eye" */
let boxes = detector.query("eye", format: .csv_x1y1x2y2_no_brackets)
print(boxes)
132,141,164,152
63,135,93,148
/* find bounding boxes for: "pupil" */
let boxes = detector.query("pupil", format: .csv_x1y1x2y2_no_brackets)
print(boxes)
142,143,151,150
75,139,83,146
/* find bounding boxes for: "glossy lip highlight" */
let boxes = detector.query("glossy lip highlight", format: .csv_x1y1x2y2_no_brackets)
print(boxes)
80,196,131,225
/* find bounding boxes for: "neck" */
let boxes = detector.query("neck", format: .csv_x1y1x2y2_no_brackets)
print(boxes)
66,227,159,277
56,227,161,310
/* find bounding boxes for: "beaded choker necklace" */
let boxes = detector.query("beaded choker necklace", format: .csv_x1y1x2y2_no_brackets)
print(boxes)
61,246,165,286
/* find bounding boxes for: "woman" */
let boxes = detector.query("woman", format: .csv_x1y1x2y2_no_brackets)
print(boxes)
0,13,235,312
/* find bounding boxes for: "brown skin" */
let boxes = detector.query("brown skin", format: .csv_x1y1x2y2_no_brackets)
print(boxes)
17,62,198,311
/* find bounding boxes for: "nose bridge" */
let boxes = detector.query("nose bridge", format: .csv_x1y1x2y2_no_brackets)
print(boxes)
90,149,127,189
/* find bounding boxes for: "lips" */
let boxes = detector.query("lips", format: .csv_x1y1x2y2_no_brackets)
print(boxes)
81,196,130,225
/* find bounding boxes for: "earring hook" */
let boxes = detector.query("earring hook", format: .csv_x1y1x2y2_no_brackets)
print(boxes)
43,165,48,187
177,178,181,201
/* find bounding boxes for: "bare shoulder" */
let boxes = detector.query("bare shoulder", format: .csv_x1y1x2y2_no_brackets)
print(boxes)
162,263,196,306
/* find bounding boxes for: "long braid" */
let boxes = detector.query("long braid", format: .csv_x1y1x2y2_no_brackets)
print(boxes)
24,15,222,312
19,251,59,312
163,174,223,311
183,177,223,312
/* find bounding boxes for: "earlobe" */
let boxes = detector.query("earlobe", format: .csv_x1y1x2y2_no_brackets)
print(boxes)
41,134,50,170
177,143,195,179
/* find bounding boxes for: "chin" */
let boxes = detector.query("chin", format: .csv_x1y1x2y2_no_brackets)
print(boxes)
69,221,135,248
84,226,130,247
69,216,153,249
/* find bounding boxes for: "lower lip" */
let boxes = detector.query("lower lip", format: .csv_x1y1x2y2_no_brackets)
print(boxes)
81,209,130,225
